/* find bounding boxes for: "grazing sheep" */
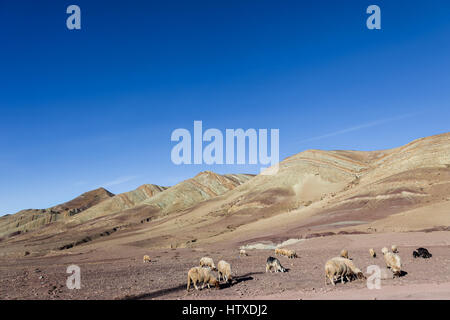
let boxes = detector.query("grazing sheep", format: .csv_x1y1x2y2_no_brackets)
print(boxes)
325,258,350,286
381,247,389,255
334,257,365,281
143,255,150,263
199,257,217,270
266,257,286,273
382,251,402,277
369,248,376,258
391,245,398,253
187,267,220,291
325,257,365,286
340,257,366,281
285,249,298,259
413,247,432,259
217,260,233,283
239,249,248,257
340,249,349,259
276,248,297,259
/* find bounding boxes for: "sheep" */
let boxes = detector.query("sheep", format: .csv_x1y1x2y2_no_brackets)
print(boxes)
340,249,349,259
187,267,220,291
333,257,365,281
217,260,233,283
275,248,297,259
284,249,298,259
381,247,389,255
266,257,286,273
199,257,217,271
339,257,366,281
413,247,432,259
239,249,248,257
325,258,350,286
391,245,398,253
382,250,402,277
143,255,150,263
324,257,365,286
369,248,376,258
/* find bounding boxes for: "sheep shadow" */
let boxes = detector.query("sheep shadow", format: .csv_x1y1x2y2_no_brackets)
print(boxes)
266,268,290,273
398,270,408,277
220,271,264,289
120,283,187,300
386,268,408,278
119,271,265,300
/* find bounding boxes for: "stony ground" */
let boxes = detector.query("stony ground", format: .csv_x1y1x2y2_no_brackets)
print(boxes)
0,231,449,300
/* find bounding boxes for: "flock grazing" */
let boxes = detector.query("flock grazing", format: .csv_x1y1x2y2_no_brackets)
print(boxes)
187,257,232,291
187,266,220,291
141,244,433,292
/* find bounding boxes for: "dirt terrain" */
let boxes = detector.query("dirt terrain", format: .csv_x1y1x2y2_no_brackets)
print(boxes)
0,231,448,300
0,133,449,299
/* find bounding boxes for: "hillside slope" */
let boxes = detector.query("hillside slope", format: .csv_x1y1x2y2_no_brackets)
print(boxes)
0,188,114,238
0,172,254,256
0,132,448,257
95,132,449,249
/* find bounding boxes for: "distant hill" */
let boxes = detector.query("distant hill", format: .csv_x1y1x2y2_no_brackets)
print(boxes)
0,187,115,237
0,132,449,258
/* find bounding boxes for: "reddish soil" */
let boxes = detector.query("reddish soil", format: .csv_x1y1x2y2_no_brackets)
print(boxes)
0,231,449,300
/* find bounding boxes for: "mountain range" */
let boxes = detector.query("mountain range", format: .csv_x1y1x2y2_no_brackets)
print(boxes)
0,132,449,257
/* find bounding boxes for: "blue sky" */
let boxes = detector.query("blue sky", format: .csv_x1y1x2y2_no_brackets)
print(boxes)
1,0,450,214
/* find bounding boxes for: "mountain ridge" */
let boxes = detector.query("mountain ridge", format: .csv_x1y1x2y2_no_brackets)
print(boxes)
0,132,449,257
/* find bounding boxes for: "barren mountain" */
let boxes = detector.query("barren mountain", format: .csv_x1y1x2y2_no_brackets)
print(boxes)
69,132,447,251
0,188,114,238
71,184,168,223
0,132,449,259
0,172,253,257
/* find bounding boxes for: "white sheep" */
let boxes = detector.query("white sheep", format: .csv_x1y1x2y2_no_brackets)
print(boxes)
285,249,298,259
239,249,248,257
325,257,365,286
325,258,350,286
187,267,219,291
382,251,402,277
199,257,217,270
217,260,233,283
340,249,349,259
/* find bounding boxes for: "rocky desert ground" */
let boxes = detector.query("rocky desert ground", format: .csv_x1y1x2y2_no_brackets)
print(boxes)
0,132,449,300
0,231,449,300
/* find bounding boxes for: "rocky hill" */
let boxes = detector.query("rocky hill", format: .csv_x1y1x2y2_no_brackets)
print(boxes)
0,132,448,257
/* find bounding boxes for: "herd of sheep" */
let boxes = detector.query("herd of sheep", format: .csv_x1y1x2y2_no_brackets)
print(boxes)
326,245,406,286
141,245,432,292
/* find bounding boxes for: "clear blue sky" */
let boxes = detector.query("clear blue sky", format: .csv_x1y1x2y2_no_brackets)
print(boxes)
1,0,450,215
